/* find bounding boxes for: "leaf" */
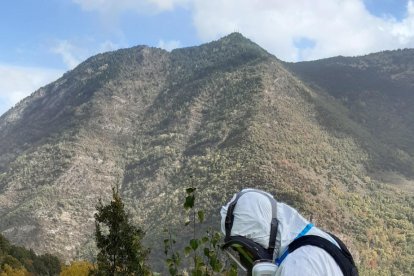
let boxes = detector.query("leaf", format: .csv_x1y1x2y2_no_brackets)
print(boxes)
209,254,222,272
195,256,204,269
192,269,203,276
196,270,203,276
212,261,222,272
184,246,193,256
169,267,177,276
190,239,199,250
166,258,174,266
184,195,195,210
172,252,181,265
184,217,191,226
186,187,196,194
212,232,222,247
201,236,209,244
197,210,204,223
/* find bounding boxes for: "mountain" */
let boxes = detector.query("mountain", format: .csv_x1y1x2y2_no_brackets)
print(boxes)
286,50,414,177
0,33,413,274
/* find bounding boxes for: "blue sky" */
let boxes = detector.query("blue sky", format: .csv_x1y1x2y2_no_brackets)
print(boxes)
1,0,414,116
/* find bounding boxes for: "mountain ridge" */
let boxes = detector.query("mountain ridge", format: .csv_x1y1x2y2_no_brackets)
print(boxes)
0,33,413,274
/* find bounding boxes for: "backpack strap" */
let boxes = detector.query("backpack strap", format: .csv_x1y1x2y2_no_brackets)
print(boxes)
287,235,359,276
224,189,278,255
328,233,357,268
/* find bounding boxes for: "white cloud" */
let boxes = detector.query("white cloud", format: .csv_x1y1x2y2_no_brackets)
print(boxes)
72,0,190,15
391,1,414,44
71,0,414,61
99,40,121,52
51,39,123,70
148,0,189,11
191,0,414,61
0,65,63,116
157,39,181,51
52,40,83,69
0,38,123,116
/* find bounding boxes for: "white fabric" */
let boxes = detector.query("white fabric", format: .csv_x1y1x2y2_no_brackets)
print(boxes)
221,189,343,276
276,246,342,276
220,189,274,249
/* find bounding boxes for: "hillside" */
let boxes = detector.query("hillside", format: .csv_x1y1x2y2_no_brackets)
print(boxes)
0,33,413,274
286,50,414,178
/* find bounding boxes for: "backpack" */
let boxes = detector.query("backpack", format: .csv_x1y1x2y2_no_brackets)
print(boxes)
223,189,359,276
287,233,358,276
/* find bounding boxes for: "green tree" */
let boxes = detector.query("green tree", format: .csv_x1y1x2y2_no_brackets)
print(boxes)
0,264,29,276
0,234,61,275
32,253,61,276
60,260,94,276
164,186,237,276
0,234,11,255
92,187,150,276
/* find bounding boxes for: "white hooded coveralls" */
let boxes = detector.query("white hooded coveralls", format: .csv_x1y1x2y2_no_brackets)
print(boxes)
221,189,343,276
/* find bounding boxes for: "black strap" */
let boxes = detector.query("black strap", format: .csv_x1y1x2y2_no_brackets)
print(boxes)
224,191,246,241
222,236,273,261
328,233,357,268
224,189,278,254
288,235,358,276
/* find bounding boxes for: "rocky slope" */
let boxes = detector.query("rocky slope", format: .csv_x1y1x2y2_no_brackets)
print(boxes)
0,33,412,274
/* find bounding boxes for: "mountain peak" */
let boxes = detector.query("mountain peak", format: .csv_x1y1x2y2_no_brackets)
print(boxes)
170,32,271,70
217,32,264,50
0,34,413,275
220,32,249,41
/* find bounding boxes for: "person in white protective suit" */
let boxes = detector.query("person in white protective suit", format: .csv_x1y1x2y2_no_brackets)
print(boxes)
220,189,358,276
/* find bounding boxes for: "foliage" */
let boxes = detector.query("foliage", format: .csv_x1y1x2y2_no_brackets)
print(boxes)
287,50,414,177
0,264,29,276
60,261,94,276
164,186,237,276
0,33,413,275
92,187,150,275
0,234,61,275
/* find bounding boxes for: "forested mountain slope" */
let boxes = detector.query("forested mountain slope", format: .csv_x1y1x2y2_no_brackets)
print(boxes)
287,50,414,178
0,33,412,274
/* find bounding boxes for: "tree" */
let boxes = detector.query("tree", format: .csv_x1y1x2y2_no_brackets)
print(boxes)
0,264,29,276
164,186,237,276
0,234,11,255
60,260,94,276
0,234,61,275
92,187,150,275
32,253,61,276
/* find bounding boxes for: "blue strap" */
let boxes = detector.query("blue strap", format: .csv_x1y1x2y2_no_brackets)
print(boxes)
275,223,313,266
296,223,314,239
